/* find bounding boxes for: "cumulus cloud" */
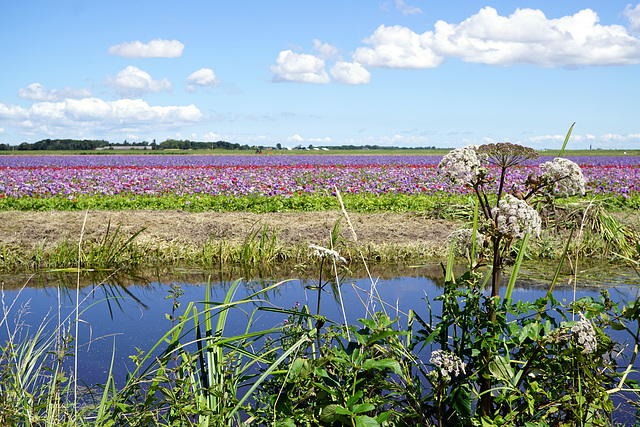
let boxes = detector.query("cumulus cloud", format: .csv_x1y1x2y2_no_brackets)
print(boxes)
18,83,92,101
185,68,221,92
330,61,371,85
0,98,202,136
270,50,330,84
312,39,338,59
354,6,640,68
108,38,184,58
353,25,444,68
105,66,172,98
625,3,640,33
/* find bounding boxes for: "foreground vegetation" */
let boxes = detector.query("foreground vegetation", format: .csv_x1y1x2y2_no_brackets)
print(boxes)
1,202,639,426
2,135,640,425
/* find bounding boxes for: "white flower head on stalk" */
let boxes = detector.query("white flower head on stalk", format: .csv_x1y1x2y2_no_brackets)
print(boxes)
570,312,597,354
446,228,485,258
539,157,586,197
429,349,466,382
438,145,484,185
308,244,346,264
491,194,541,239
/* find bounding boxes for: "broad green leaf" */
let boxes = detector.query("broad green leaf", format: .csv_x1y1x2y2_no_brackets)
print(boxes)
452,383,472,417
319,404,340,423
488,355,514,381
352,403,375,413
361,358,402,375
355,415,380,427
335,405,352,415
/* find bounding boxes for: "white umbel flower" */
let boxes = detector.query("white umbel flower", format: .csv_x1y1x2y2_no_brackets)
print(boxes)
429,350,466,382
570,312,597,354
491,194,541,239
540,157,586,197
446,228,485,258
308,244,347,264
438,145,483,185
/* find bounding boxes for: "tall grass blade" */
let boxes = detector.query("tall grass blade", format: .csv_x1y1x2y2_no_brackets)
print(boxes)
504,232,530,302
558,122,575,158
96,338,117,422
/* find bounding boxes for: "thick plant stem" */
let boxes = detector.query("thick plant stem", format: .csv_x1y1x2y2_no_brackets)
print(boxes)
480,235,503,417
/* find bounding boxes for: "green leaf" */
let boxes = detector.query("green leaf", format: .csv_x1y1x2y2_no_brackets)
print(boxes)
367,330,401,345
375,411,391,423
319,404,340,423
355,415,380,427
352,403,375,413
346,390,364,408
335,405,352,415
611,322,626,331
452,383,472,417
488,355,514,381
358,318,378,330
361,358,402,375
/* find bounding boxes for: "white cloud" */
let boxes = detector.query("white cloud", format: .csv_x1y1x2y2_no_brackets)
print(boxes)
0,98,202,137
186,68,221,92
105,66,172,98
270,50,330,84
354,6,640,68
330,61,371,85
601,133,640,142
395,0,422,16
0,128,5,134
202,132,223,142
108,38,184,58
624,3,640,33
312,39,338,59
286,134,331,144
353,25,444,69
18,83,92,101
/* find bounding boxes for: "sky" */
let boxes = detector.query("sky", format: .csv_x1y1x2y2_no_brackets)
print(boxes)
2,1,640,150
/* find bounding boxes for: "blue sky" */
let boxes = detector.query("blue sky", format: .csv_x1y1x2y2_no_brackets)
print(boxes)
2,1,640,149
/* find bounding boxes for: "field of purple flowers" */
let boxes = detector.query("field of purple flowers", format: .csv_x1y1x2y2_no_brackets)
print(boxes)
0,154,638,209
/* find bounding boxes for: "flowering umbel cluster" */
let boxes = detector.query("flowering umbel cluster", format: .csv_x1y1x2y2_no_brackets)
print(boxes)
491,194,541,239
571,312,597,354
539,157,586,197
308,244,347,264
437,145,484,185
429,349,466,382
446,228,485,258
477,142,538,168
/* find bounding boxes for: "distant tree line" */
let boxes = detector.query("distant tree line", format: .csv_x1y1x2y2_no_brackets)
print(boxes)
159,139,250,150
0,138,248,151
0,138,444,152
0,139,110,151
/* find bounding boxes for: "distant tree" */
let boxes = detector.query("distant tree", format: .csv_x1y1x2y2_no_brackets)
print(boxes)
276,143,282,150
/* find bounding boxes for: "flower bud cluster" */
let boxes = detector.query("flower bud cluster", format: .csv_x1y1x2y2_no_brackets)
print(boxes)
437,145,483,185
308,244,347,264
570,312,597,354
429,349,466,382
491,194,541,239
446,228,485,258
539,157,586,197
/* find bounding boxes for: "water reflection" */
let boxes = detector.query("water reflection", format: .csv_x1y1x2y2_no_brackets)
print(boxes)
0,262,638,390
